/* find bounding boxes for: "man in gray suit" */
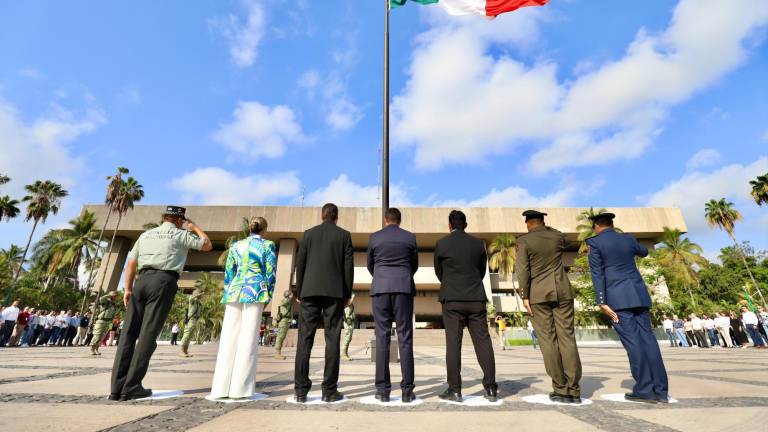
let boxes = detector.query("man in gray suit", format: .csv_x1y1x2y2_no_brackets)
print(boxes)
367,208,418,403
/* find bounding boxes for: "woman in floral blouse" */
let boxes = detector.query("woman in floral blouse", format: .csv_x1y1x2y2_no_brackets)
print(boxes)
210,216,277,400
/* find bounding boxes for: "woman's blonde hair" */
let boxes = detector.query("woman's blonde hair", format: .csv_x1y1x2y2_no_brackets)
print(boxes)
249,216,268,234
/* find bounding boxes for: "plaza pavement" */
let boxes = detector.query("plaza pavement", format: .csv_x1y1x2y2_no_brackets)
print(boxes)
0,340,766,432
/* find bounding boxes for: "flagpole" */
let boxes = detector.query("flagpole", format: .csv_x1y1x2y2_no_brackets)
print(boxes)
382,0,390,226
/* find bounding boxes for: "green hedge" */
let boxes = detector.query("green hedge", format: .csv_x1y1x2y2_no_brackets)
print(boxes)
506,339,533,346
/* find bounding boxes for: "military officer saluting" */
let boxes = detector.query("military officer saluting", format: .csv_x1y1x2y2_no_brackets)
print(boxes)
110,206,212,401
517,210,582,404
586,212,669,404
179,288,203,357
273,290,293,360
90,291,118,355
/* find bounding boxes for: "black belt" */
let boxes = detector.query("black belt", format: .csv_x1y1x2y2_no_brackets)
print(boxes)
138,268,180,280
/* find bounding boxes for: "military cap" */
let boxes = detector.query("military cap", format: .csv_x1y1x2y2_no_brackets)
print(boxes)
589,212,616,226
164,206,187,219
522,209,548,221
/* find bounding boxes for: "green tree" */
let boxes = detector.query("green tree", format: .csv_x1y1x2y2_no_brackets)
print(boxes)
653,227,708,307
704,198,765,306
0,195,20,222
6,180,68,303
575,207,620,253
192,273,225,343
488,234,520,312
91,175,144,317
38,211,99,294
0,173,10,185
749,173,768,206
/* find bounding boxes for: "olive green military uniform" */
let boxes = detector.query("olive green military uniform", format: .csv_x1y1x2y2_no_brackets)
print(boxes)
273,292,293,360
90,293,117,355
517,225,582,398
342,304,355,361
180,292,202,357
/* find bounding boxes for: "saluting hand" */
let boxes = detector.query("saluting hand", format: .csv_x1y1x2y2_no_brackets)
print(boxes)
600,304,619,323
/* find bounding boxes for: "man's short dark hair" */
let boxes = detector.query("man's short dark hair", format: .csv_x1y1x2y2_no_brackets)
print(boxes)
592,217,614,228
384,208,401,224
448,210,467,230
322,203,339,222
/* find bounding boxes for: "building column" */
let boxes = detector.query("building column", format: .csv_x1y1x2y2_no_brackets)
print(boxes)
271,238,297,315
94,236,131,294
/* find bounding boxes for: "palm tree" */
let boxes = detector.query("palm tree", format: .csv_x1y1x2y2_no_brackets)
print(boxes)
0,245,23,279
6,180,68,303
193,272,225,342
81,167,129,311
705,198,765,306
488,234,520,312
750,173,768,206
0,195,20,222
653,227,708,307
0,174,9,185
91,176,144,316
42,211,99,292
576,207,608,253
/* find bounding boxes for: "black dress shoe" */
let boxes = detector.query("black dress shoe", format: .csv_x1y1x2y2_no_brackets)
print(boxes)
294,394,307,403
438,388,463,403
624,393,659,404
108,394,121,401
401,392,416,403
548,392,570,403
321,391,344,403
375,392,390,403
484,386,498,402
655,395,670,404
568,396,582,404
119,388,153,401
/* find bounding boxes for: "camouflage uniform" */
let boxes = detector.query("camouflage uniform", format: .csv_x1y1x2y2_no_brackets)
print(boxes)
180,290,202,357
342,303,355,361
90,293,117,355
273,291,293,360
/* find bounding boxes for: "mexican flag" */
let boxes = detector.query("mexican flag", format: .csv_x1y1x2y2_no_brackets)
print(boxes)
390,0,548,18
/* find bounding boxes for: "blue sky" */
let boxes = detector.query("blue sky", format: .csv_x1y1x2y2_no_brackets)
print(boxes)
0,0,766,259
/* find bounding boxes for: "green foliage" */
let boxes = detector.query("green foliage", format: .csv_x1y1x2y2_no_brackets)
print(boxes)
749,172,768,206
505,338,534,346
488,234,515,277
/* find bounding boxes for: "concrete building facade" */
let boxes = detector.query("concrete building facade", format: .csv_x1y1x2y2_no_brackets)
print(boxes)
83,205,686,325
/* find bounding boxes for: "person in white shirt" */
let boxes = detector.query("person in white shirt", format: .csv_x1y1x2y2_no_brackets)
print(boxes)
170,323,180,346
689,314,708,348
702,315,718,348
661,315,675,347
50,311,66,346
741,307,766,348
0,300,20,346
714,312,733,348
758,306,768,343
527,319,537,350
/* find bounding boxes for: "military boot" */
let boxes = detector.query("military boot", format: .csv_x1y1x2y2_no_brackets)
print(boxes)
274,351,286,360
179,346,192,358
90,346,100,356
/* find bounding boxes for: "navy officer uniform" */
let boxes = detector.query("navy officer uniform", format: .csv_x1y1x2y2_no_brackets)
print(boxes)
586,212,669,404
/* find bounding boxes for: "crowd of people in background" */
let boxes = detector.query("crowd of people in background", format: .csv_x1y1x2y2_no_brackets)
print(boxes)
662,306,768,349
0,299,124,348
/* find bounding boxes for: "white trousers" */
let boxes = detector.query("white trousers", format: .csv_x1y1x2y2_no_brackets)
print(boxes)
210,302,265,399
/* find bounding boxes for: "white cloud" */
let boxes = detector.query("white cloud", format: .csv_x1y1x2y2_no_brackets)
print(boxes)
392,0,768,171
171,167,302,205
0,97,106,198
430,180,589,208
212,101,308,162
18,68,43,80
686,148,722,170
643,156,768,235
306,174,412,207
211,0,265,68
297,69,321,92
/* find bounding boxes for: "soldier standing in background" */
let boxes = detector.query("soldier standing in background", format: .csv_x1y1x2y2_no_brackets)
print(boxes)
517,210,582,404
180,288,203,357
342,299,355,361
273,290,293,360
90,292,118,355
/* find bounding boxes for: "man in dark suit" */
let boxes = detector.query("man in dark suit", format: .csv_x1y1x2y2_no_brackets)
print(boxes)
434,210,497,403
586,212,669,404
517,209,582,404
367,208,418,403
293,203,354,403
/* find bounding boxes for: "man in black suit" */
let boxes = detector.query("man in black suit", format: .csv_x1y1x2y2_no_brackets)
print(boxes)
367,208,418,403
293,203,354,403
434,210,497,402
